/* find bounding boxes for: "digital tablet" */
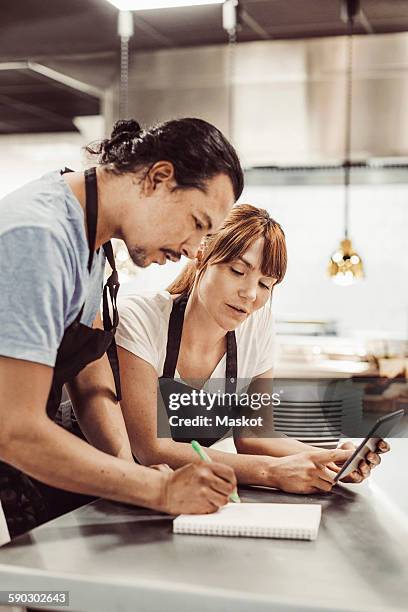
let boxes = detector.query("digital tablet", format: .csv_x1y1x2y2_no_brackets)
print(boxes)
334,409,405,482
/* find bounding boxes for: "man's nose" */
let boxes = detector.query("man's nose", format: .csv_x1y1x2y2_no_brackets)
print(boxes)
181,245,196,259
182,236,202,259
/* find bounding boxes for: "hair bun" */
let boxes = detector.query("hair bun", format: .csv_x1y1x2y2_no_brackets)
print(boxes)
110,119,141,140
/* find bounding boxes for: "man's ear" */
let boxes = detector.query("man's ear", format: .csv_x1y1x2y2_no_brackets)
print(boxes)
143,161,175,194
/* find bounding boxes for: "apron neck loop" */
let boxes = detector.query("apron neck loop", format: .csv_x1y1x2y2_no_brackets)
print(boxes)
84,168,98,273
163,292,237,393
102,243,120,332
163,293,188,379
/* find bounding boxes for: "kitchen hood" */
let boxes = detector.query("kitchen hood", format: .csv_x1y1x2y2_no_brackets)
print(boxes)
106,32,408,167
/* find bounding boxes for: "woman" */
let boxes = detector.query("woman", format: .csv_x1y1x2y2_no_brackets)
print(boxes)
0,117,242,541
117,204,389,494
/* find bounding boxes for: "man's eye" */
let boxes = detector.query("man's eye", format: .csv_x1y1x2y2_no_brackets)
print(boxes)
194,218,203,230
231,268,244,276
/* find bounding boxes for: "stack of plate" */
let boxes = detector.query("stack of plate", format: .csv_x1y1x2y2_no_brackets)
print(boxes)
273,379,363,448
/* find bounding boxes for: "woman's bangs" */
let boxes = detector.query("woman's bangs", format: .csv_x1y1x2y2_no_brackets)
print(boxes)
211,224,262,266
261,225,287,283
204,206,287,284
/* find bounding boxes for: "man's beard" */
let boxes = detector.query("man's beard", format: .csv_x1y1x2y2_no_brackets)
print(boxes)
127,246,149,268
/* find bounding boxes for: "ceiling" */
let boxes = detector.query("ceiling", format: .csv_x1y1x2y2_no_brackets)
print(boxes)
2,0,408,134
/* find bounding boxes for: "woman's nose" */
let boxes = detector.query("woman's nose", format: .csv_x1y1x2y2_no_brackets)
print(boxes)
239,283,257,302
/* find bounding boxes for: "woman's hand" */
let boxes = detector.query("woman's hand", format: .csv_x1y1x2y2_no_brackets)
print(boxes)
327,439,390,483
262,448,354,494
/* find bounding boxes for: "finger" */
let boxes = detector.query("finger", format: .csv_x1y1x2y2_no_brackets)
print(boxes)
208,473,236,497
316,467,336,485
310,448,354,465
365,452,381,467
326,462,341,473
342,470,364,483
377,439,390,453
195,485,225,513
205,489,230,510
208,463,237,487
313,478,333,493
196,501,218,515
338,441,356,451
358,460,371,478
196,465,234,496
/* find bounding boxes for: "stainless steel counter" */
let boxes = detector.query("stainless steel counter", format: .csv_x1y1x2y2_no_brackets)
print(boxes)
0,443,407,612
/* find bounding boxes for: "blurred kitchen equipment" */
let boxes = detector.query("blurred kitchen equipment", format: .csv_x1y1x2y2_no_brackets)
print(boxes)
273,378,363,448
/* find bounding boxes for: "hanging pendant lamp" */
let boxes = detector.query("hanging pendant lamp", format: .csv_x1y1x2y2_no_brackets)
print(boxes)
328,0,364,286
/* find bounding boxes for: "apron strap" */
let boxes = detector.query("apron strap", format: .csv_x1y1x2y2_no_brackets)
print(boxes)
83,168,122,401
162,293,237,392
70,167,99,324
65,166,122,401
102,241,121,401
84,167,99,273
225,330,238,395
163,294,188,379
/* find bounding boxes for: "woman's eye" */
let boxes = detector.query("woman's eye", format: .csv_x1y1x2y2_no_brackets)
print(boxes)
260,282,271,290
231,268,244,276
194,218,203,230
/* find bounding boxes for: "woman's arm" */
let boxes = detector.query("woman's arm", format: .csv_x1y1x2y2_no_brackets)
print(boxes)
66,311,134,461
117,347,354,493
234,369,389,483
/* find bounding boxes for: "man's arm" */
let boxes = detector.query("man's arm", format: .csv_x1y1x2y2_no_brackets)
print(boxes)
0,356,236,514
0,356,163,504
66,311,133,461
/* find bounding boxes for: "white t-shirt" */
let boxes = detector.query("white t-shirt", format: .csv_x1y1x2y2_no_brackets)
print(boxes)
116,290,276,381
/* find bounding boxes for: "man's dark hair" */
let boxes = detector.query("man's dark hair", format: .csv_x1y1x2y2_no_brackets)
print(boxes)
86,117,244,201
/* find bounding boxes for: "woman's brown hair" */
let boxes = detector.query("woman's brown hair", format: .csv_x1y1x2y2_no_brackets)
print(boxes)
167,204,287,296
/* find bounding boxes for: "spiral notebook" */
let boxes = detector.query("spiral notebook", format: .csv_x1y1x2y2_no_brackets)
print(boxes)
173,503,321,540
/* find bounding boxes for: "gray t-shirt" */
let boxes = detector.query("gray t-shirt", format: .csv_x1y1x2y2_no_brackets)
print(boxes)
0,170,105,367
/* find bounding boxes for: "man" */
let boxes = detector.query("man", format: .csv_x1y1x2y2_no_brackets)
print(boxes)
0,117,244,540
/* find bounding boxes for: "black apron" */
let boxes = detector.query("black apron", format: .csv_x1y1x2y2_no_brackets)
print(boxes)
0,167,121,539
159,294,238,447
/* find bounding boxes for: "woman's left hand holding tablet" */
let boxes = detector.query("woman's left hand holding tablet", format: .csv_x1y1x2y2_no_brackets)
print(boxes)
328,439,391,483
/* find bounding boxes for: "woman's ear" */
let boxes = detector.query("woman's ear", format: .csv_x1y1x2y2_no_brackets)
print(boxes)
195,240,206,265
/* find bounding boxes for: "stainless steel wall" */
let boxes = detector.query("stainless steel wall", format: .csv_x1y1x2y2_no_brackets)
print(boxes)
106,32,408,167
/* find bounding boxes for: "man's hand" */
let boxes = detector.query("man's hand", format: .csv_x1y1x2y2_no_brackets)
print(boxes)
158,462,237,515
327,439,391,483
265,448,354,494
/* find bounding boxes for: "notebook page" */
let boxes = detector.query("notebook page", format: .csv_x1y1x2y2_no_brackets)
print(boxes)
173,503,321,540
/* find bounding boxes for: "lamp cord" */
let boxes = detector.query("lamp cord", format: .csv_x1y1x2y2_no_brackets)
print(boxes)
119,34,130,119
344,17,354,239
223,0,238,143
226,35,236,143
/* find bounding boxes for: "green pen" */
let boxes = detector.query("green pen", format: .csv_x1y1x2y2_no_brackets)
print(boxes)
191,440,241,503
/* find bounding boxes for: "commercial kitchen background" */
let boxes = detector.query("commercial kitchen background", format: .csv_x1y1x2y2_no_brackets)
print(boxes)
1,0,408,378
